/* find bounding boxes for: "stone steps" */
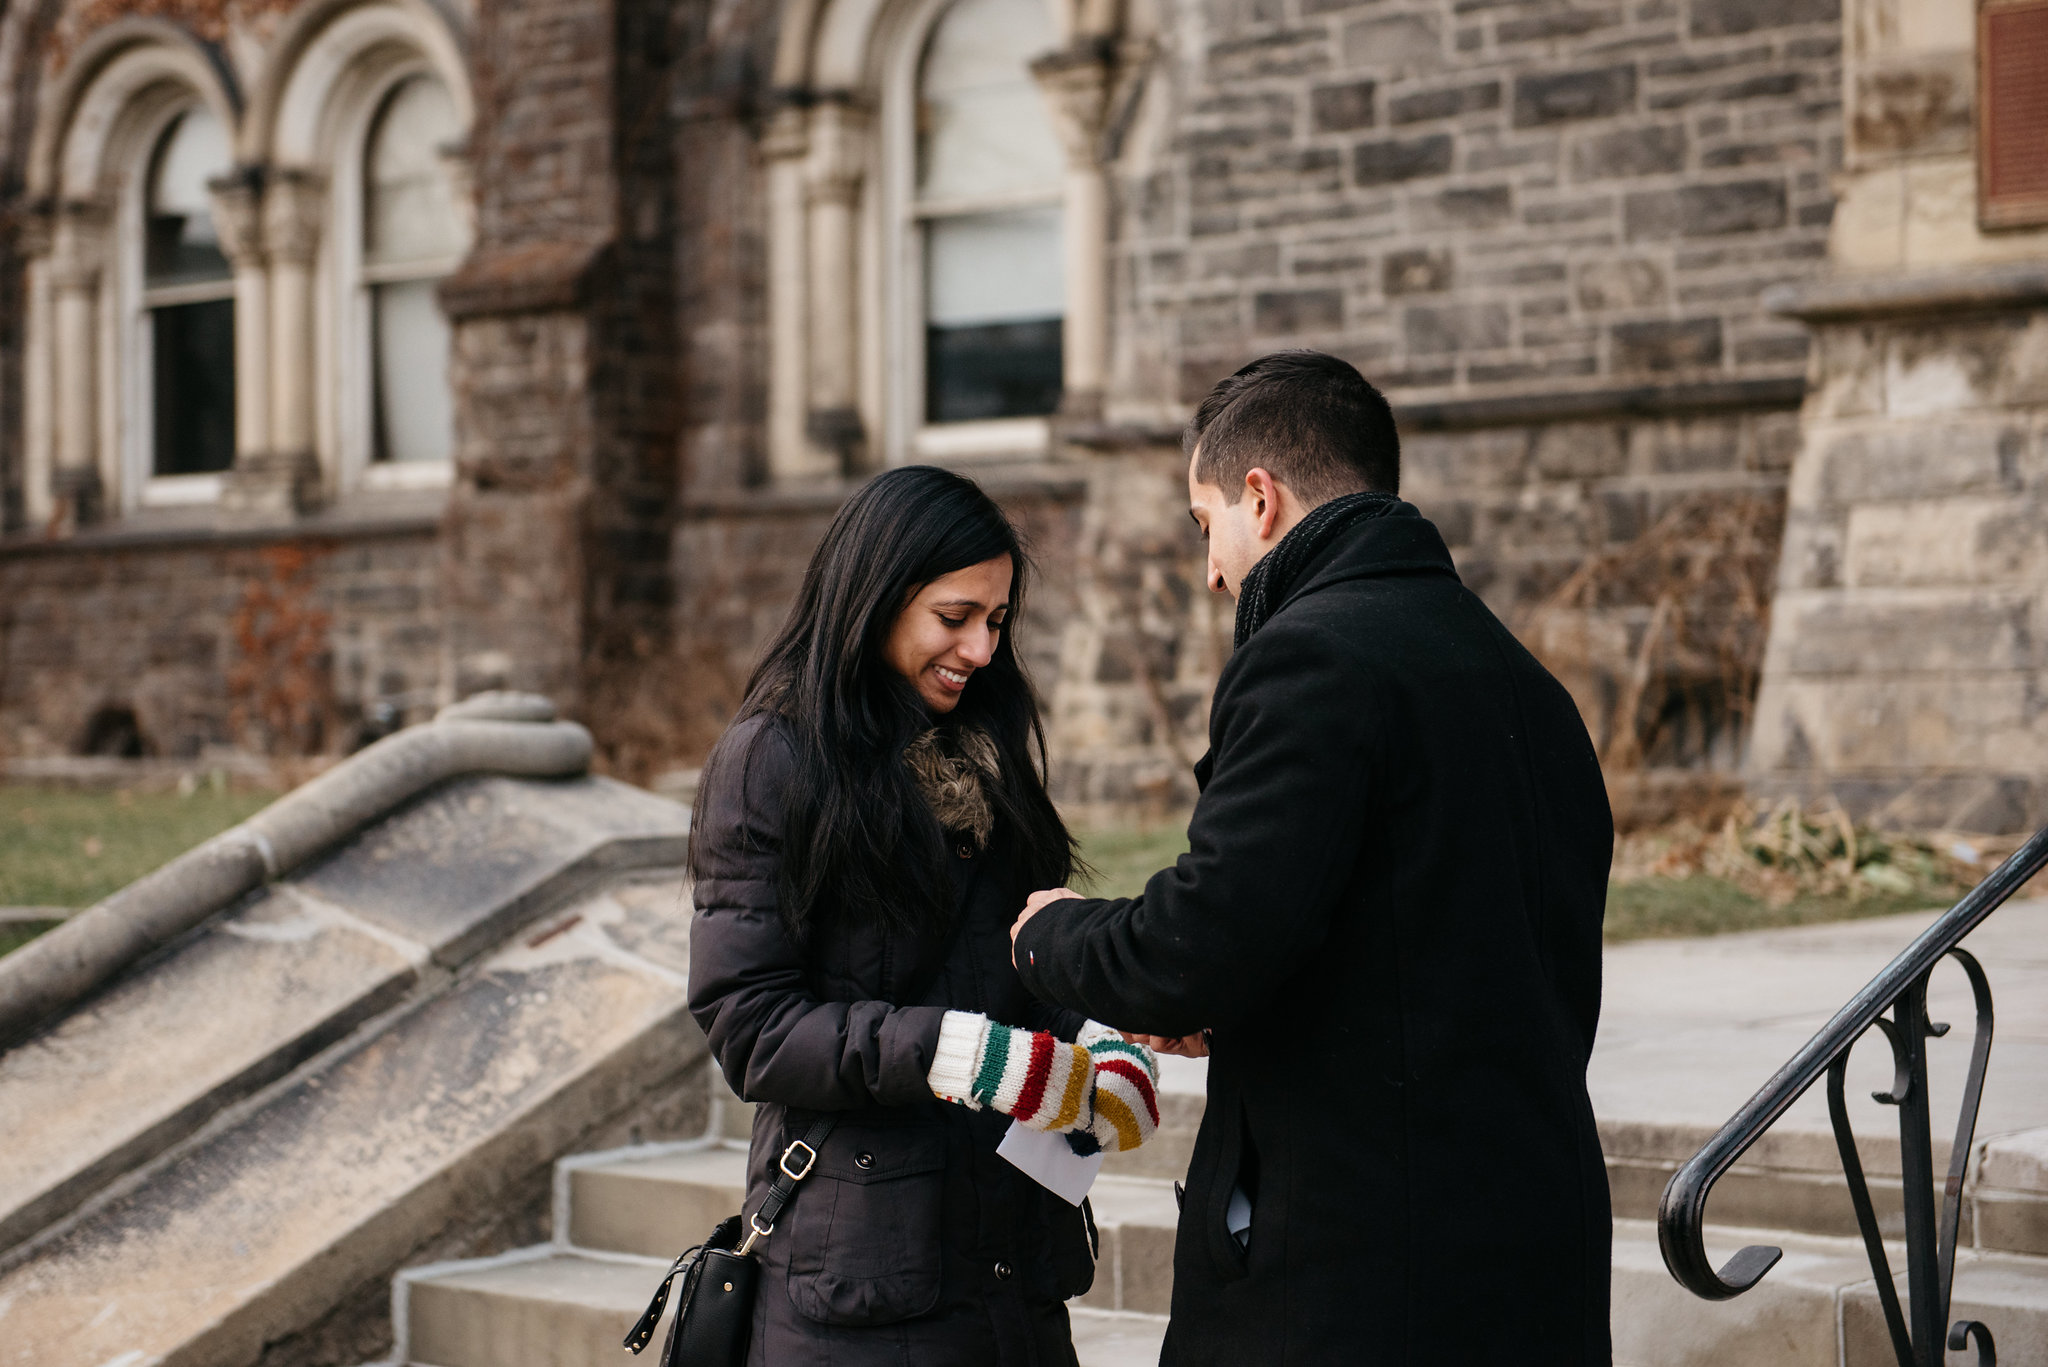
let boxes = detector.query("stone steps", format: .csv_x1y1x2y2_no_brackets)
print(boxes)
400,1134,2048,1367
0,774,708,1367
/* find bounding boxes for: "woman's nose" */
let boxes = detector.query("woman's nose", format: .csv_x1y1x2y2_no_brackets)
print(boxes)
959,628,997,666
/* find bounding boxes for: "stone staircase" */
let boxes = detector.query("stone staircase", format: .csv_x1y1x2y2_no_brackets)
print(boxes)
388,902,2048,1367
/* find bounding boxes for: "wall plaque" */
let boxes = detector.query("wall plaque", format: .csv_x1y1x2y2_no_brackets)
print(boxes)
1980,0,2048,229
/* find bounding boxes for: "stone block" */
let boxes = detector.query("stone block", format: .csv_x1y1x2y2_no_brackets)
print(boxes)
1575,258,1667,310
296,775,689,966
1843,1256,2048,1367
0,886,419,1257
1351,133,1455,185
1386,81,1500,125
1635,417,1745,474
1844,499,2045,589
1572,124,1687,180
1611,318,1724,372
1531,422,1630,479
1610,1218,1873,1367
1309,80,1374,132
1817,422,2022,504
1339,13,1446,74
1512,65,1637,128
1252,288,1343,335
1382,248,1453,296
1778,591,2034,676
1688,0,1838,37
565,1145,747,1257
1625,179,1788,238
0,912,703,1367
1404,302,1511,354
1416,184,1514,229
1850,53,1973,161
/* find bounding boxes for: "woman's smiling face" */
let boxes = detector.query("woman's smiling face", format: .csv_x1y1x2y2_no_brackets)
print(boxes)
883,555,1014,713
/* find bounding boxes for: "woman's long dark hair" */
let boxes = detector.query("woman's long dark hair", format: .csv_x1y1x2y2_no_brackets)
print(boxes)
690,465,1078,946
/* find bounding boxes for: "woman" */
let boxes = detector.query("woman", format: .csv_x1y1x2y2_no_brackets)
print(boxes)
687,465,1159,1367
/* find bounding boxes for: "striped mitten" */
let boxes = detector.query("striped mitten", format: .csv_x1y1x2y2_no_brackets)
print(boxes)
928,1012,1094,1133
1074,1023,1161,1155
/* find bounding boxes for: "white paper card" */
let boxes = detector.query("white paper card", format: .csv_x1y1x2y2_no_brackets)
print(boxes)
996,1120,1105,1206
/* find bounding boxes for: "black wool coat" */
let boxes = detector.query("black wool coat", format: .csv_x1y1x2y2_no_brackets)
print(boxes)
1015,506,1614,1366
688,714,1096,1367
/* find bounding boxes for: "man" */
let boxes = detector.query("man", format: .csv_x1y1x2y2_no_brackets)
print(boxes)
1012,351,1613,1364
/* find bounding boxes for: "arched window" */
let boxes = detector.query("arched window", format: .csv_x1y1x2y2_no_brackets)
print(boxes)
362,75,465,466
915,0,1064,424
143,107,234,477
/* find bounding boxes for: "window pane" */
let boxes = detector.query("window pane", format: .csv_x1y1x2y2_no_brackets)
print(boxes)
924,207,1063,422
152,300,235,475
373,279,455,463
365,77,467,266
146,109,231,286
926,206,1063,326
917,0,1063,203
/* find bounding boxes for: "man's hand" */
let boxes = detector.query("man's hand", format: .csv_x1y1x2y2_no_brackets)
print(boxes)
1123,1031,1210,1058
1012,887,1082,966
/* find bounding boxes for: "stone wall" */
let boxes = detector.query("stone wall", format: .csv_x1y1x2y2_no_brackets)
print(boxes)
1109,0,1843,416
1749,287,2048,833
0,522,443,762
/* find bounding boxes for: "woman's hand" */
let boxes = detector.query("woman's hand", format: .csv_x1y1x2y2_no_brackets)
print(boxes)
1122,1030,1209,1058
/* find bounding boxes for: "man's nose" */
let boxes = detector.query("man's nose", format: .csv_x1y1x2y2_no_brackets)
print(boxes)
1207,560,1228,594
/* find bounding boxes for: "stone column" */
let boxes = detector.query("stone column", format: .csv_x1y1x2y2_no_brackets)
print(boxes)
762,105,825,482
803,100,866,469
1031,43,1117,422
208,173,271,469
47,200,108,529
259,169,325,509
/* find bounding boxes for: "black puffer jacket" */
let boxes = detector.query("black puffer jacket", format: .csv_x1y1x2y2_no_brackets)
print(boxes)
687,714,1096,1367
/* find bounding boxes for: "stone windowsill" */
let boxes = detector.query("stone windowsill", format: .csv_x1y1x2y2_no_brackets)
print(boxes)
681,460,1089,517
0,487,447,558
1764,263,2048,323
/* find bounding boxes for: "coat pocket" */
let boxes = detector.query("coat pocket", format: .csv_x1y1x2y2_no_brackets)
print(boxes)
1182,1097,1252,1283
784,1124,947,1326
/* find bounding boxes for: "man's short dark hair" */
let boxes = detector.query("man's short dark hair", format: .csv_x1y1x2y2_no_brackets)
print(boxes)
1185,351,1400,505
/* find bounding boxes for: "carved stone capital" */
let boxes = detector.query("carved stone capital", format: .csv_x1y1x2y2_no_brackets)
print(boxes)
14,198,56,260
760,106,811,164
261,168,327,266
48,199,110,289
1029,42,1117,169
207,171,267,268
804,99,869,205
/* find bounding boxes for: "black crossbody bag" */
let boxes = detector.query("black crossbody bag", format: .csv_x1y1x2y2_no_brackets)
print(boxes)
623,1114,838,1367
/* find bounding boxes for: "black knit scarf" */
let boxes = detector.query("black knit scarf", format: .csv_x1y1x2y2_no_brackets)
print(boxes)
1233,491,1400,648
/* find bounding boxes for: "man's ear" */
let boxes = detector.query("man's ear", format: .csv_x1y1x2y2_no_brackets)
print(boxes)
1244,468,1283,540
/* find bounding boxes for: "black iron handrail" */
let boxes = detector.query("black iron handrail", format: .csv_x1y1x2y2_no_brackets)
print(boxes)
1658,822,2048,1367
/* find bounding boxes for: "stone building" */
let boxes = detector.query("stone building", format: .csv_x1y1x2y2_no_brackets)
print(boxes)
0,0,2042,831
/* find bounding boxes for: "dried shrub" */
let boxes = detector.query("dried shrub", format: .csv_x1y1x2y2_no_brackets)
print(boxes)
1613,799,1999,907
227,545,334,758
1521,492,1783,783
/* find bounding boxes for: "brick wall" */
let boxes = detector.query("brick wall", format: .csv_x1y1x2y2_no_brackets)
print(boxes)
0,527,443,761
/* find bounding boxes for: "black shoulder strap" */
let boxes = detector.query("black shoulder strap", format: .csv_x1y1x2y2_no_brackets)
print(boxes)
740,1112,838,1253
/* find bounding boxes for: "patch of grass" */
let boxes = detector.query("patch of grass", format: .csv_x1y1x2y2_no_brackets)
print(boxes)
1603,875,1950,944
1074,821,1959,942
0,783,277,912
1073,824,1193,901
0,919,64,957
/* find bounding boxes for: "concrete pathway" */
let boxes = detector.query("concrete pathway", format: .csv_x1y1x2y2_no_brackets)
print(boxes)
1591,895,2048,1165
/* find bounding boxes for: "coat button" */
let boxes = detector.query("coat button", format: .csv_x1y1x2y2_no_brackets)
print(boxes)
854,1152,874,1170
993,1261,1012,1280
